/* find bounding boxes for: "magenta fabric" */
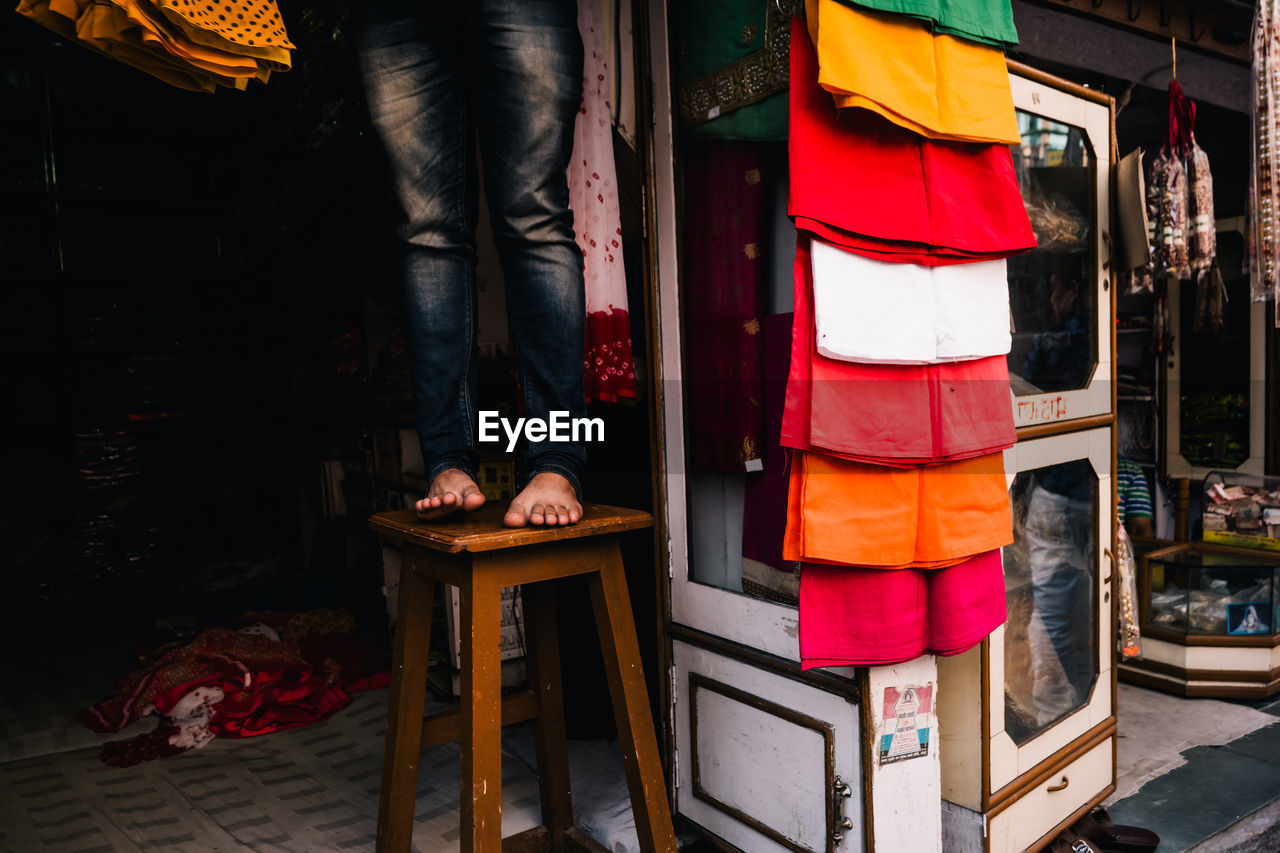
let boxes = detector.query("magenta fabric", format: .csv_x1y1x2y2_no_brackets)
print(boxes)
799,549,1007,668
741,311,794,573
683,140,769,470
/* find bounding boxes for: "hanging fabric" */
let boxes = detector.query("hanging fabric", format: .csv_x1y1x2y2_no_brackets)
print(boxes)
798,550,1007,668
804,0,1019,144
570,0,639,405
16,0,293,92
788,18,1034,263
682,140,769,471
782,448,1013,568
828,0,1018,50
672,0,792,141
810,238,1011,364
782,238,1016,466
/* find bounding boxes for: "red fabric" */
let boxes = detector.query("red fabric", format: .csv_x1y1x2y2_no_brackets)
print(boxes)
741,312,794,573
799,549,1007,668
796,216,1028,268
585,309,638,403
782,236,1016,465
788,19,1034,261
79,627,370,762
683,140,769,470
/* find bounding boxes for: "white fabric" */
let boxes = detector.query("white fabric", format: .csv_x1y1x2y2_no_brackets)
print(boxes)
569,0,629,316
810,238,1012,364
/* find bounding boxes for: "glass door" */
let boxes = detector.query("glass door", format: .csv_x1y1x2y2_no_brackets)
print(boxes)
990,427,1114,791
1008,75,1113,428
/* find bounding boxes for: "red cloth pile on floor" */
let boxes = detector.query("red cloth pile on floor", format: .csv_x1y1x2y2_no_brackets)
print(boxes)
78,609,388,767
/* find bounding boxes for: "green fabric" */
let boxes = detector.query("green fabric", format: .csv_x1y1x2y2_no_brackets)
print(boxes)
674,0,789,141
689,94,788,141
832,0,1019,49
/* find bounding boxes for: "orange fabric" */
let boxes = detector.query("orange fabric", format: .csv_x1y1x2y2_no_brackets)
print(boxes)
15,0,290,92
805,0,1019,145
783,450,1012,567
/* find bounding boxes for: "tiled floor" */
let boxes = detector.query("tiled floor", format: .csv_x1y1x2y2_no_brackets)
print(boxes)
1105,684,1280,852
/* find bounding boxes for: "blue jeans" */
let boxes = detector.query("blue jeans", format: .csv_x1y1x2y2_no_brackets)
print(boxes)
1025,484,1095,721
355,0,587,497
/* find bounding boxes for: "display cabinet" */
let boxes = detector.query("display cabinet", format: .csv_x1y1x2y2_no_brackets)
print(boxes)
939,67,1117,853
1005,69,1113,430
1119,540,1280,698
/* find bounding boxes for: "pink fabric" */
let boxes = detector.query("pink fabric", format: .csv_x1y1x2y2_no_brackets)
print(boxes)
799,550,1007,668
569,0,637,403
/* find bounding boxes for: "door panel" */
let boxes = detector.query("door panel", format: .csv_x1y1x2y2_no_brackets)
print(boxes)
991,428,1114,791
674,641,863,852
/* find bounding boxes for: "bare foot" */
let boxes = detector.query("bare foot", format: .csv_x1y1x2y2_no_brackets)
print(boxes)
504,472,582,528
415,468,485,520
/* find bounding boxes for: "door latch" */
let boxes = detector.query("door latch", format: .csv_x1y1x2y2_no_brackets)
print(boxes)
832,775,853,845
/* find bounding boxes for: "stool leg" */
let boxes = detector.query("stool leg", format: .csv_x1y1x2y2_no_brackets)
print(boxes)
587,546,678,853
460,567,504,852
523,581,574,849
377,551,436,853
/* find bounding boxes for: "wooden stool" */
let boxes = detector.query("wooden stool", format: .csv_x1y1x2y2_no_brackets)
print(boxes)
370,503,677,853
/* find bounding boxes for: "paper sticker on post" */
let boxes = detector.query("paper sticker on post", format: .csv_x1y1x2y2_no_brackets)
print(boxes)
878,684,933,765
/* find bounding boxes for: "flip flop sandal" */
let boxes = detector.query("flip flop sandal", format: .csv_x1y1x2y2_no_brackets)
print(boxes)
1073,807,1160,852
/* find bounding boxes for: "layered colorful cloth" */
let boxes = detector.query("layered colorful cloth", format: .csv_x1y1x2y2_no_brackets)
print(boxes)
16,0,293,92
805,0,1019,144
683,140,771,471
782,238,1016,465
830,0,1018,49
571,0,638,404
799,549,1007,667
78,616,386,767
788,18,1033,264
782,449,1013,568
811,238,1010,364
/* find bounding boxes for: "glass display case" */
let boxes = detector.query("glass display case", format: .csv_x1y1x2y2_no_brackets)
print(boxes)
1120,541,1280,698
1141,543,1280,638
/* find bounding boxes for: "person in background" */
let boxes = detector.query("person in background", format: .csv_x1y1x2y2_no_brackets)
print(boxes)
1117,456,1154,537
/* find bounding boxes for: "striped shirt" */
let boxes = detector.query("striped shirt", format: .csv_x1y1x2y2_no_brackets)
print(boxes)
1117,457,1153,524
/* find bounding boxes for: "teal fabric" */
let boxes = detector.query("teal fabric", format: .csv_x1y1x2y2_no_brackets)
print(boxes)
833,0,1019,49
673,0,789,141
689,94,788,141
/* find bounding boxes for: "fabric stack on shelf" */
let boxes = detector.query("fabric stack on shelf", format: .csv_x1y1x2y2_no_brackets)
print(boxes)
15,0,294,92
782,0,1033,668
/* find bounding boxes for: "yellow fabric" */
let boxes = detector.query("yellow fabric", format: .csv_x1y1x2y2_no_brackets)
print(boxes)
805,0,1019,145
14,0,289,92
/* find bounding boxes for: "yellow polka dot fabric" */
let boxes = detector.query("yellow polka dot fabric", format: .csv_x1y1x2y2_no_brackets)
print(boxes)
15,0,293,92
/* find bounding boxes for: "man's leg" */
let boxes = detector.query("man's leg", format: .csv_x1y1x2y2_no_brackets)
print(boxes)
354,1,485,519
474,0,587,527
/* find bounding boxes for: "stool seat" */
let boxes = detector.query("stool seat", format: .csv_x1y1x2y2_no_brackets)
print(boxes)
371,504,676,853
369,503,654,553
